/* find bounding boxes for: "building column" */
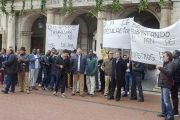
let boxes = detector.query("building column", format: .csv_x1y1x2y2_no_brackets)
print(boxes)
46,9,55,52
21,31,31,54
7,14,15,49
1,13,7,49
96,12,106,60
80,34,88,54
160,2,172,28
172,1,180,24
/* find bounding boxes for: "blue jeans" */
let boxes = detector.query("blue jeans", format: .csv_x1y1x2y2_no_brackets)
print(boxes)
95,71,99,89
5,75,15,92
41,68,51,88
50,76,56,89
125,72,132,95
132,76,144,99
161,88,173,117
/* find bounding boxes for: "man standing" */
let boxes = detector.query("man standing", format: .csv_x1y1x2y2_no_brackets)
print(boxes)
86,51,98,97
130,61,144,102
29,49,41,90
0,48,6,84
17,47,30,94
157,51,174,120
171,50,180,116
53,49,70,97
1,49,17,94
101,50,113,97
107,51,127,101
71,48,88,97
37,49,43,87
41,50,51,90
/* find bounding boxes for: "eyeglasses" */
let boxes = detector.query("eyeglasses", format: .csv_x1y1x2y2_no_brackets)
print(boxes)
109,53,114,54
163,56,165,58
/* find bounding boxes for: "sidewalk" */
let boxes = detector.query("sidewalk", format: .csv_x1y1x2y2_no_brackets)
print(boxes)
0,85,179,120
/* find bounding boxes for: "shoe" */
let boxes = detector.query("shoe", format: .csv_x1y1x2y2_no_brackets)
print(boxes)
53,91,57,96
116,98,120,101
138,99,144,102
71,93,75,96
104,95,108,97
32,87,38,90
45,87,50,90
61,93,66,97
173,114,179,117
122,94,128,97
19,90,24,92
81,94,84,97
130,97,137,100
121,91,125,94
38,84,41,87
157,113,166,117
90,94,94,97
9,90,15,93
27,90,30,94
41,87,45,90
1,90,8,94
107,97,114,100
127,92,129,95
165,116,174,120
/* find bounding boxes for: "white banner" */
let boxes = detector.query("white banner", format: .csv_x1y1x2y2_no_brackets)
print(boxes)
130,20,180,65
103,18,133,49
46,24,79,50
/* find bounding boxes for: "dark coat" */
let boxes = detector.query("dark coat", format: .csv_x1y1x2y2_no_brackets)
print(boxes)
17,53,29,72
158,61,174,89
41,54,51,69
132,62,144,76
4,53,17,75
111,57,127,87
0,54,5,68
173,58,180,83
55,55,71,76
49,56,57,76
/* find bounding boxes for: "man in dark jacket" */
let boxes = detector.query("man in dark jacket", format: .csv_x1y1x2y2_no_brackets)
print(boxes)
1,48,17,94
41,50,51,90
171,50,180,116
49,52,59,91
157,51,174,120
107,51,127,101
130,61,144,102
53,49,70,97
17,47,30,94
37,49,43,87
0,48,6,84
71,48,88,97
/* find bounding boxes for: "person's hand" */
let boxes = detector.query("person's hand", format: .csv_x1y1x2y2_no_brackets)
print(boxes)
84,71,87,75
50,52,54,56
37,57,41,59
156,66,161,70
60,65,64,69
22,63,26,66
91,74,94,77
155,73,159,77
46,63,49,66
73,47,75,50
18,58,22,62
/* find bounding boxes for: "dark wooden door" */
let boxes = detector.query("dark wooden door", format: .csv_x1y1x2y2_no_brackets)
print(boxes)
31,37,45,53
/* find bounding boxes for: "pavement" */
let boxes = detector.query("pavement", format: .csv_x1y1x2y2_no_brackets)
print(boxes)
0,84,180,120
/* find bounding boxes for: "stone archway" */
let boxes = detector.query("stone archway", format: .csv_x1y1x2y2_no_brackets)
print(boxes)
20,13,47,54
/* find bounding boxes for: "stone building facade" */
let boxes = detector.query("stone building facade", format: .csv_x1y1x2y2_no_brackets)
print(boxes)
0,0,180,59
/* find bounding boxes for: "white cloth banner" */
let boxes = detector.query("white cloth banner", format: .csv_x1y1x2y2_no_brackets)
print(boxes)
46,24,79,50
130,20,180,65
103,18,133,49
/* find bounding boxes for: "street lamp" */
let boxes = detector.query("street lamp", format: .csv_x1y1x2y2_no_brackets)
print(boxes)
38,17,44,29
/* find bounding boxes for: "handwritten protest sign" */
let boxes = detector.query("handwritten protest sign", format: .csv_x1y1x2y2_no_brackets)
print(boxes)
46,24,79,50
130,20,180,65
103,18,133,49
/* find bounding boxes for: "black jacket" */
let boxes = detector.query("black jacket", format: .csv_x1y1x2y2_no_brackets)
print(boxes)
17,53,29,72
158,61,174,89
173,58,180,82
111,57,127,87
55,55,71,76
4,53,18,75
49,56,57,76
132,62,144,76
41,54,51,69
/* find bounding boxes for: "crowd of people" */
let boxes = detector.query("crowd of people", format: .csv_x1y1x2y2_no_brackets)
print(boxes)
0,44,179,120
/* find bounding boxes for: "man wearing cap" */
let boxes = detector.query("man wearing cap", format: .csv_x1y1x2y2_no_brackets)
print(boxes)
17,47,30,94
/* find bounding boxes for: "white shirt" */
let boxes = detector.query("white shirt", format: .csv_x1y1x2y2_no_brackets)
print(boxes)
34,55,38,69
77,55,80,71
126,63,130,73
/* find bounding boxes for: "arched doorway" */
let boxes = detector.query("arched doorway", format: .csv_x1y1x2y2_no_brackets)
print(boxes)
21,13,47,54
63,10,97,54
31,16,47,53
